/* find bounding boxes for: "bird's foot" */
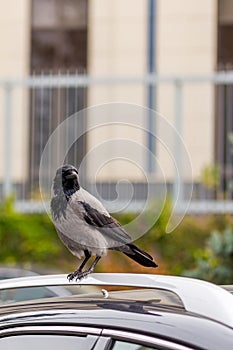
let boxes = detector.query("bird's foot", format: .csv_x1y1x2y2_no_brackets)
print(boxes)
67,269,92,282
67,270,82,281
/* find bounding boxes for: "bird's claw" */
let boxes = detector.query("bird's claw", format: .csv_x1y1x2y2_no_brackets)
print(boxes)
67,271,82,281
67,270,91,282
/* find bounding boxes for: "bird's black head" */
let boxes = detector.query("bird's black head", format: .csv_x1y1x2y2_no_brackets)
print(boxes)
53,164,80,198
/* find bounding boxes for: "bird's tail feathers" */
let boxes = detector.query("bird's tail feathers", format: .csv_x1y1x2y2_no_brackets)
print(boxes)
118,243,158,268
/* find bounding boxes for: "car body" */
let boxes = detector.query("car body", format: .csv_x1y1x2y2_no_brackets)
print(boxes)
0,273,232,350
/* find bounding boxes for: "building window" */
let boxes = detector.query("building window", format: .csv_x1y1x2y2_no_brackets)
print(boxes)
29,0,88,195
216,0,233,198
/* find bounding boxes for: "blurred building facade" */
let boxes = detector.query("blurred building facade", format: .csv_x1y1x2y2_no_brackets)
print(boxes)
0,0,233,205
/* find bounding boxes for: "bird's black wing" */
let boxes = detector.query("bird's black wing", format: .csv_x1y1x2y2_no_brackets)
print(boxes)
79,201,132,245
78,201,157,267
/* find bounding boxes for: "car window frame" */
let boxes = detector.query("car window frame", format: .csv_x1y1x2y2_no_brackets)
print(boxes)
0,325,195,350
0,325,102,350
94,329,195,350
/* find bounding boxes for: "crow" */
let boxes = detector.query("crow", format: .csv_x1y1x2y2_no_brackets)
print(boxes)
51,164,158,281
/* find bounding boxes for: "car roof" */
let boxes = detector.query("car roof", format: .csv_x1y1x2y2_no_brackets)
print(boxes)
0,273,232,327
0,274,232,350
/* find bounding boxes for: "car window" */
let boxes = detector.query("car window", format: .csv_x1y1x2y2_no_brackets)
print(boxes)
0,334,98,350
111,340,156,350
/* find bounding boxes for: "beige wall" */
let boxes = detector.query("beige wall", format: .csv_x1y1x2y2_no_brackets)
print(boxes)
88,0,147,105
0,0,31,182
0,0,30,78
88,0,146,77
87,0,147,182
157,0,217,180
88,0,218,183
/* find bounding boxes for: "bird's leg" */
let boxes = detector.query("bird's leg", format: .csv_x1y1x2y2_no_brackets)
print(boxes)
82,255,101,276
67,250,91,281
72,256,101,281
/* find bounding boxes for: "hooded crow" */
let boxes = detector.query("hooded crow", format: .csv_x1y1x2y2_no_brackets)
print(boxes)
51,164,158,281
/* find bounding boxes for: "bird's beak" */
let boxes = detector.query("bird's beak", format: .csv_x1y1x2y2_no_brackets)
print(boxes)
66,171,78,180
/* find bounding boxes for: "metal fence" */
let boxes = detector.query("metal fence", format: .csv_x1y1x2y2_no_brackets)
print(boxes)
1,71,233,214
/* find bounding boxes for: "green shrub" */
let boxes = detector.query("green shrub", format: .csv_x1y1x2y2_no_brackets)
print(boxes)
183,227,233,284
0,197,232,280
0,198,73,270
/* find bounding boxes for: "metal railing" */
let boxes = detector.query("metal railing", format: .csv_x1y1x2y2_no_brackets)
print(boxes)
0,71,233,213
